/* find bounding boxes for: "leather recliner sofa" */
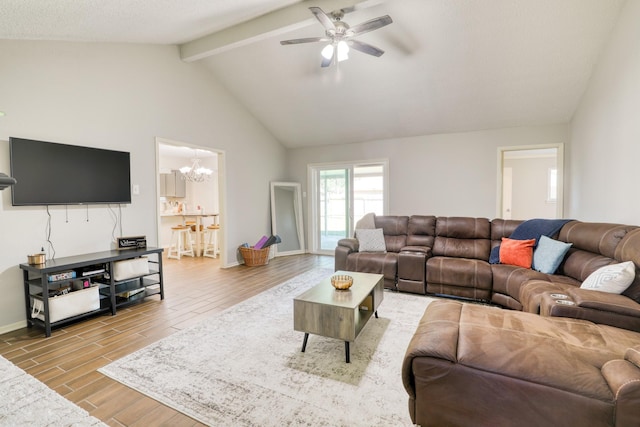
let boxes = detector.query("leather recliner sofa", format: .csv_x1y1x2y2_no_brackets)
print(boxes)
402,299,640,427
336,215,640,426
335,215,640,332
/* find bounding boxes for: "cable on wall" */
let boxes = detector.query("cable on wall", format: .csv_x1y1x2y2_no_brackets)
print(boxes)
119,204,123,237
45,205,56,260
108,204,118,242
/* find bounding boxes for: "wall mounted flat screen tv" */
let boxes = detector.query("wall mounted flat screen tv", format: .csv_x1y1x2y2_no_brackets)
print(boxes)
10,137,131,206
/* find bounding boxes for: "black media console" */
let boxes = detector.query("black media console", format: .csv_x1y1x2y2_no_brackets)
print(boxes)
20,247,164,337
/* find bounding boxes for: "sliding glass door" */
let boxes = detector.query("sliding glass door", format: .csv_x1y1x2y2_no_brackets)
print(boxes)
309,161,387,254
319,168,349,252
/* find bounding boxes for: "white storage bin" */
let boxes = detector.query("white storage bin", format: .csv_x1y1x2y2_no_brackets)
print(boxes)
31,286,100,323
113,257,149,281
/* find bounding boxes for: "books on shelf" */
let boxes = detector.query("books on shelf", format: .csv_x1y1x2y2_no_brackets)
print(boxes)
47,271,76,282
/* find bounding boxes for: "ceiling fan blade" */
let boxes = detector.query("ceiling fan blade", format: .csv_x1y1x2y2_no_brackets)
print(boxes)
349,15,393,36
309,7,336,32
280,37,329,45
347,40,385,57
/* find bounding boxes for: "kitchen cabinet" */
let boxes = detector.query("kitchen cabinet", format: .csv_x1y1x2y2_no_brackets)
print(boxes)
160,170,186,198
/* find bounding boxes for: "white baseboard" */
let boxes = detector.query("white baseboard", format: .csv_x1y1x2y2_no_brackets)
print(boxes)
0,320,28,335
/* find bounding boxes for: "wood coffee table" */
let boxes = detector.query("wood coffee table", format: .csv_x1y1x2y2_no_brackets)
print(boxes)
293,271,384,363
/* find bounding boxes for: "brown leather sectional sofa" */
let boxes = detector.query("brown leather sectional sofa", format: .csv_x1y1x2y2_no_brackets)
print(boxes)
335,215,640,331
335,215,640,426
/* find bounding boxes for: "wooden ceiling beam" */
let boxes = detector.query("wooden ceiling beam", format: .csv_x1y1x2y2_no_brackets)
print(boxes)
179,0,383,62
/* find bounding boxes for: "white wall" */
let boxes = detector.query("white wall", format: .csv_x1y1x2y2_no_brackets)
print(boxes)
569,0,640,223
287,125,567,241
0,40,285,332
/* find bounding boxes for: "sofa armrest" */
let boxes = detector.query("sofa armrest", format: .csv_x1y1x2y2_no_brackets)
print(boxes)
334,238,358,271
601,349,640,427
541,289,640,332
567,288,640,318
400,245,432,257
402,301,462,399
398,246,432,294
337,238,359,252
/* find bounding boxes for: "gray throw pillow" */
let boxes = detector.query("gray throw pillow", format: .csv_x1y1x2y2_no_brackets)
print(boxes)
532,235,572,274
356,228,386,253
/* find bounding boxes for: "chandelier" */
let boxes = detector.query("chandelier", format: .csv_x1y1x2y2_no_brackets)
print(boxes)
179,158,212,183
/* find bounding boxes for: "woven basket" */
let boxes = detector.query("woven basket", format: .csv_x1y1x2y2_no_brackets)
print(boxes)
239,246,270,266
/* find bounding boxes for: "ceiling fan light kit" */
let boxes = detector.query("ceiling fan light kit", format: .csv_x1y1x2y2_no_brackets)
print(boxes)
280,6,392,68
321,41,350,62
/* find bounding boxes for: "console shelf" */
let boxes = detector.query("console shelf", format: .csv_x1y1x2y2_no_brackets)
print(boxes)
20,247,164,337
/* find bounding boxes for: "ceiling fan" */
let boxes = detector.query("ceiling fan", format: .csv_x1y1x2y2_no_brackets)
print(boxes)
280,7,393,67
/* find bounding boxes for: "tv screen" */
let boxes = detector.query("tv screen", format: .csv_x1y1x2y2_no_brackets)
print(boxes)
10,137,131,206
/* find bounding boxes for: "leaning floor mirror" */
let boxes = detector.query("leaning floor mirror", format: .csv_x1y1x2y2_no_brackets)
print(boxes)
270,182,305,256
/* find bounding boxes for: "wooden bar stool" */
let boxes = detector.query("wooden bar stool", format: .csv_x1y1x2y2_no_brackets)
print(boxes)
203,224,220,258
167,225,195,260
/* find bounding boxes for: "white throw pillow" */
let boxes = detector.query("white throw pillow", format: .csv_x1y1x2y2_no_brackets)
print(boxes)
356,228,386,253
580,261,636,294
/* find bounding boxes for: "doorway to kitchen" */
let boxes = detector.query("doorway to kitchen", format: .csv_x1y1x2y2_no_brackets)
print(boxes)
155,137,226,266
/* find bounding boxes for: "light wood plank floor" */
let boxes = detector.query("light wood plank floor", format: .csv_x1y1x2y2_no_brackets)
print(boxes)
0,253,334,426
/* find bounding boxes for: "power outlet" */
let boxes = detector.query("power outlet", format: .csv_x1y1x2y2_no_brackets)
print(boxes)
132,184,140,195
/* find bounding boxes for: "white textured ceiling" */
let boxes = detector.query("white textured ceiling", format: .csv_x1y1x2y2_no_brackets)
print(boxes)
0,0,301,44
0,0,624,148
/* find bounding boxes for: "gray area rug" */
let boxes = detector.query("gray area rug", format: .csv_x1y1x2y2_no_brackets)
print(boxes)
0,355,105,427
99,268,434,426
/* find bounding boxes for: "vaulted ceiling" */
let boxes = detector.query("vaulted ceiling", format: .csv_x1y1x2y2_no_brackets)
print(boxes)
0,0,624,148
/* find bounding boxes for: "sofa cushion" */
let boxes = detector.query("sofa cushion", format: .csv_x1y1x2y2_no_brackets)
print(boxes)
533,235,572,274
374,215,409,253
499,238,535,268
432,217,491,260
427,257,493,300
406,215,436,248
581,261,635,294
356,228,386,253
559,249,617,282
559,221,638,259
344,252,397,284
490,264,552,310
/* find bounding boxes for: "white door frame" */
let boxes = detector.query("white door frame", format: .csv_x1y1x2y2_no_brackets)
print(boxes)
496,143,564,219
155,137,227,266
307,159,389,255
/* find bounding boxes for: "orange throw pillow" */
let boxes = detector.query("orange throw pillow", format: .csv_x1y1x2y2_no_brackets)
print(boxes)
499,238,536,268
